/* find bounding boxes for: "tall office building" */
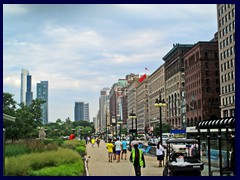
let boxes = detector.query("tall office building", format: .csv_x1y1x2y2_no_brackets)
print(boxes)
74,102,90,121
84,103,90,122
37,81,48,124
217,4,235,117
20,69,29,104
26,75,33,106
99,88,110,131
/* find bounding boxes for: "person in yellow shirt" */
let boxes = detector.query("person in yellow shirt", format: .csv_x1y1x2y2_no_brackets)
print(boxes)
91,137,95,148
106,139,114,162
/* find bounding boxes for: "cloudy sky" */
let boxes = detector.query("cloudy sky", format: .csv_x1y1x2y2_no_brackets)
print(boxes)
3,4,217,123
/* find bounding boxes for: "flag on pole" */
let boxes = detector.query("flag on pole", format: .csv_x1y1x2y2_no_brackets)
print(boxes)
139,74,147,83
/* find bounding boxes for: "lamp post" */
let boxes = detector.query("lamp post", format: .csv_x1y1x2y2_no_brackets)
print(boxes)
107,124,110,142
129,109,137,137
154,93,167,145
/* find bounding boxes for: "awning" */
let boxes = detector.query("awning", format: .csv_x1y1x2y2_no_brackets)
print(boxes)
196,117,235,129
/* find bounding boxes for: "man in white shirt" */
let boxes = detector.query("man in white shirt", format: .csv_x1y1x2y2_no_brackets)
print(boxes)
115,137,122,163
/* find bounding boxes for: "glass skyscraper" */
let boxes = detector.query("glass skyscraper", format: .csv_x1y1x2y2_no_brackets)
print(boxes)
26,75,33,106
20,69,29,104
37,81,48,124
74,102,89,121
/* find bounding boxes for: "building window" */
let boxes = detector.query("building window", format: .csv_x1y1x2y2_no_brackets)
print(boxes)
230,109,235,117
232,83,235,91
223,110,228,117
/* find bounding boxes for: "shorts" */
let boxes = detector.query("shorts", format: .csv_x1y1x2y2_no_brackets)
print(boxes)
108,152,113,156
116,150,121,155
122,149,127,154
157,155,164,161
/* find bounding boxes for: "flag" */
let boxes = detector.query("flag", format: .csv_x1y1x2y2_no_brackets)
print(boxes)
145,67,148,71
139,74,146,83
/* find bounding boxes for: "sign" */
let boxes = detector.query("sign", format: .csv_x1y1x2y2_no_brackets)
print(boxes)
170,129,186,134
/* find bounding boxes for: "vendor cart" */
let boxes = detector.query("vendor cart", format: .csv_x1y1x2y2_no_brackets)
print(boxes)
163,138,204,176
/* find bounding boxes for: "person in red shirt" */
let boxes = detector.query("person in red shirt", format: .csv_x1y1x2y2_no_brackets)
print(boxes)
69,133,75,140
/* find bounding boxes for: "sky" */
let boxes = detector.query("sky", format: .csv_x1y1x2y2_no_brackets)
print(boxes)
3,4,218,123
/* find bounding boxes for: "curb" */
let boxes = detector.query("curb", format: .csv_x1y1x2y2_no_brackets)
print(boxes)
84,155,89,176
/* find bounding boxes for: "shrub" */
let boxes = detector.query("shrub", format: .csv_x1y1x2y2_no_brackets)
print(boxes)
28,160,85,176
61,140,80,149
76,146,86,156
5,144,29,157
5,148,83,176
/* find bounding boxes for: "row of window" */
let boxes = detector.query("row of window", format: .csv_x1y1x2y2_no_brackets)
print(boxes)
222,83,235,94
222,95,235,106
218,4,234,16
220,58,235,71
221,71,235,83
219,33,235,48
223,108,235,117
220,46,235,60
218,8,235,27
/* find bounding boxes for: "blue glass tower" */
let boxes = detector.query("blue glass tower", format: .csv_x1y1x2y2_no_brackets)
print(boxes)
37,81,48,124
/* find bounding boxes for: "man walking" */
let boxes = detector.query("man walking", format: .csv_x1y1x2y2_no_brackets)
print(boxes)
130,143,146,176
121,138,128,160
114,137,122,163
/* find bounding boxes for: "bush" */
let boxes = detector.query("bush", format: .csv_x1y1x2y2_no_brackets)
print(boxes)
76,146,86,156
28,160,85,176
61,140,81,149
5,144,29,157
5,148,83,176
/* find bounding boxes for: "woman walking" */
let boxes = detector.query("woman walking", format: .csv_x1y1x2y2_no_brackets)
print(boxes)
156,141,165,167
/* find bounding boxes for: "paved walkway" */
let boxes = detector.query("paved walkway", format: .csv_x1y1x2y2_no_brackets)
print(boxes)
86,140,163,176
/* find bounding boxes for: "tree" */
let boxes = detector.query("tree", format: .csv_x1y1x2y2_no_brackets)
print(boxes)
3,92,17,116
153,123,171,137
3,92,45,142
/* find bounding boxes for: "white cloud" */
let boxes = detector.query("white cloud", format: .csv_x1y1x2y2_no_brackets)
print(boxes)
3,4,27,15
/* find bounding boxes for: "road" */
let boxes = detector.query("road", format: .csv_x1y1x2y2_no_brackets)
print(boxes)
86,140,163,176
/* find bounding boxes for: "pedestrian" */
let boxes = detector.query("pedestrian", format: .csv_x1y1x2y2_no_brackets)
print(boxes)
91,137,96,148
106,139,114,162
112,138,116,160
121,138,128,160
69,133,75,140
130,137,138,151
190,141,199,157
156,141,165,167
115,137,122,163
130,143,146,176
96,137,100,147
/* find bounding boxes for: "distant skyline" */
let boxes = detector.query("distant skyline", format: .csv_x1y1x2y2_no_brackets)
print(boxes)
3,4,217,122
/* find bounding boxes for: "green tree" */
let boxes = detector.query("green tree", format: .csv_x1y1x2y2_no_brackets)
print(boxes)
153,123,171,137
3,92,45,142
3,92,17,116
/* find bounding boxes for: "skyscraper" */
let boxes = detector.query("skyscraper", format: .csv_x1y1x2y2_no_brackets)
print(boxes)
99,87,110,131
37,81,48,124
217,4,235,117
20,69,29,104
74,102,89,121
26,75,33,106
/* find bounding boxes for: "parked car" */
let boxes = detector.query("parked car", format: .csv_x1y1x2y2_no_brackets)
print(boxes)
148,138,159,146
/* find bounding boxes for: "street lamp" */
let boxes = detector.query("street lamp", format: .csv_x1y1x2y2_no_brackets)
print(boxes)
129,109,137,137
154,94,167,145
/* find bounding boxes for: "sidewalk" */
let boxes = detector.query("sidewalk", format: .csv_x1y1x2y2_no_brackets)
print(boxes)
86,140,163,176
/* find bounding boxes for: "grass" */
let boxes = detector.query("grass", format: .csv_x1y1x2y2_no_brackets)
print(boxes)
5,148,84,176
